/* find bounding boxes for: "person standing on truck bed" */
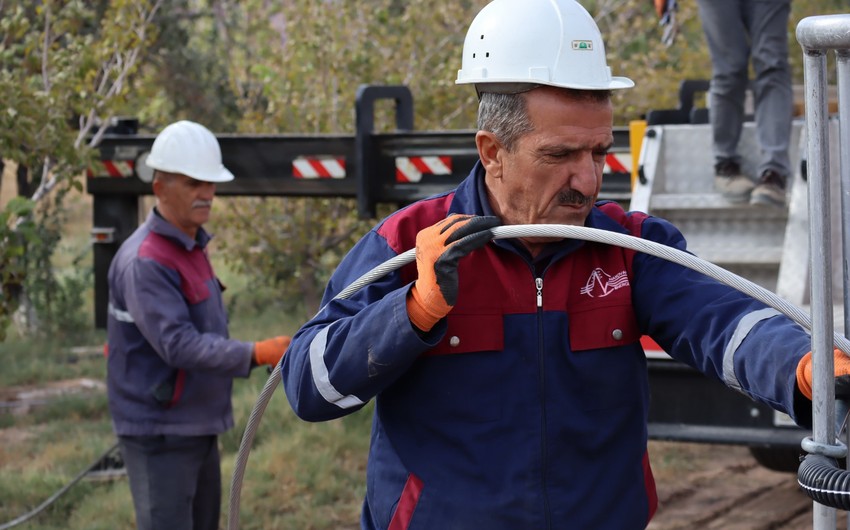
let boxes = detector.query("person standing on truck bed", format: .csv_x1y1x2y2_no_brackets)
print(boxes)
280,1,845,528
106,120,291,530
697,0,794,207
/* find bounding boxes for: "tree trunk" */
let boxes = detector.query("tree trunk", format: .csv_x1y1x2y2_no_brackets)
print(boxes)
16,163,29,198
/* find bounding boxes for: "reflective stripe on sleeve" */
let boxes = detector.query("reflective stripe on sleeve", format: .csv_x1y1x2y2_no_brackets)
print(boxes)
722,307,781,391
108,302,135,323
309,325,366,409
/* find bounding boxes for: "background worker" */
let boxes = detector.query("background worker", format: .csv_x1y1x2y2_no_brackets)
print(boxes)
696,0,794,207
281,1,839,528
106,120,290,530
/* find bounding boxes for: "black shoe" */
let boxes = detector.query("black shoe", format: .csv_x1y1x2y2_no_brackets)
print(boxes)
750,170,787,208
713,159,754,202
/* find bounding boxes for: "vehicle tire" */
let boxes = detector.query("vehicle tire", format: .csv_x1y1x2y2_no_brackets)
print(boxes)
749,446,804,473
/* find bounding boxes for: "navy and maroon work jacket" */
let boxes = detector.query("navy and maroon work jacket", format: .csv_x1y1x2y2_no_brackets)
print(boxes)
107,209,253,437
282,162,811,529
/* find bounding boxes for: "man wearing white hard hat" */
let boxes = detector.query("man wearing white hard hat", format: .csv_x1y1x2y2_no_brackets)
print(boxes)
106,120,290,530
282,1,826,528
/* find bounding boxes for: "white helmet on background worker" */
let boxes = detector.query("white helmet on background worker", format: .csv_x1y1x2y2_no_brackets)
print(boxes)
456,0,634,94
144,120,234,183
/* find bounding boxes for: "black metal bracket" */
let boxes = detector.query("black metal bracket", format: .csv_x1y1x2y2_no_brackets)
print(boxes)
355,85,414,218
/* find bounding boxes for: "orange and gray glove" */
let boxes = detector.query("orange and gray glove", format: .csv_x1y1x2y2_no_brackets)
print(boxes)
253,336,291,367
796,349,850,400
406,214,501,332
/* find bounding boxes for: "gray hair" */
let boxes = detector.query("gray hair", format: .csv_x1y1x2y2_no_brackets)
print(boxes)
477,88,613,152
152,170,178,184
477,92,533,153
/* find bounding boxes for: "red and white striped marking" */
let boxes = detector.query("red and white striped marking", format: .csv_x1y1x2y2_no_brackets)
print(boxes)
396,156,452,183
604,153,631,175
640,336,671,360
292,156,346,179
87,160,135,178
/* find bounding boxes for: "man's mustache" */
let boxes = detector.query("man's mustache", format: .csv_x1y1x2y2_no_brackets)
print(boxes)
192,199,212,209
557,189,593,207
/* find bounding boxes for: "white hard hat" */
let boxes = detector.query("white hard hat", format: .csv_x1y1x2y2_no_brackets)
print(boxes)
456,0,634,93
144,120,234,183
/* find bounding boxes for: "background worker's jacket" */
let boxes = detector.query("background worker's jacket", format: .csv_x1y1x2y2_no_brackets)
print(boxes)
107,209,253,437
281,162,812,530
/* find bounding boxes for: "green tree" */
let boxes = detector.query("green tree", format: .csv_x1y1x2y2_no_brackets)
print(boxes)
5,0,845,331
206,0,489,315
122,0,242,132
0,0,162,340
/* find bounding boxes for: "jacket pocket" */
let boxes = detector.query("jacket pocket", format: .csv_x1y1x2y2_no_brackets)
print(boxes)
407,313,504,423
149,369,186,409
569,302,639,351
387,473,424,530
569,304,644,411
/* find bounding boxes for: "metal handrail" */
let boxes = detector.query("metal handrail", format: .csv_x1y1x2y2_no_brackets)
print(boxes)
795,14,850,530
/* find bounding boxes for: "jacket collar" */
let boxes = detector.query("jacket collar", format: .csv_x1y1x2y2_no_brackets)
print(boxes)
147,208,211,251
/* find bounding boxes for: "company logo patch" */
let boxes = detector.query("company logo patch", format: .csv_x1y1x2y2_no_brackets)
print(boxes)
571,40,594,51
580,267,629,298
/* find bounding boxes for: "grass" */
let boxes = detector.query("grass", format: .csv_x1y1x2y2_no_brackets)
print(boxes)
0,167,372,527
0,297,372,530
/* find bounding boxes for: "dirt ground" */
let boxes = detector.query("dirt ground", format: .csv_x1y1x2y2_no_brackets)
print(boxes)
648,441,847,529
0,377,105,417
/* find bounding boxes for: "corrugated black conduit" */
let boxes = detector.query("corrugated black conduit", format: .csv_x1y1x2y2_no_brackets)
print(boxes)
798,454,850,510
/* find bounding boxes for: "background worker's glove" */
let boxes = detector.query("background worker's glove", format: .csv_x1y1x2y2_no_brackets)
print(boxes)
406,214,501,332
796,349,850,400
253,336,291,367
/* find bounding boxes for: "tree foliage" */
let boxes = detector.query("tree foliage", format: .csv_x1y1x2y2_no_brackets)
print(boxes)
204,0,490,315
0,0,161,339
3,0,847,331
120,0,242,132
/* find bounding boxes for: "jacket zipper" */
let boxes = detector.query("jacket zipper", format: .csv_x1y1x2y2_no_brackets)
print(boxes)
536,277,544,308
535,275,552,529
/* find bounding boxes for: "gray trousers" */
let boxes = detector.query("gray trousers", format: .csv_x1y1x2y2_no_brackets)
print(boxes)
696,0,793,177
119,435,221,530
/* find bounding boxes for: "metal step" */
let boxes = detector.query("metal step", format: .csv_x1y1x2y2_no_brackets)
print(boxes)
631,117,850,314
649,193,787,212
650,200,787,288
630,121,804,293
